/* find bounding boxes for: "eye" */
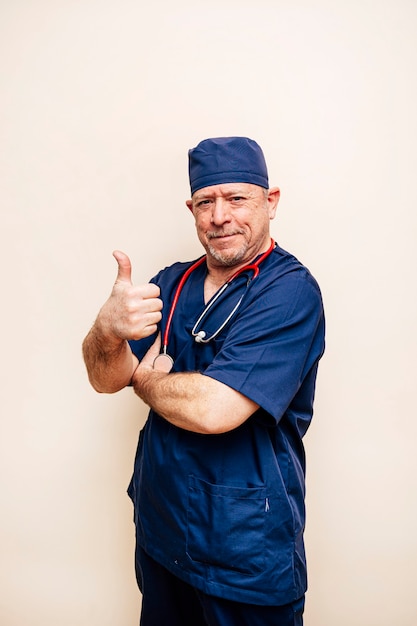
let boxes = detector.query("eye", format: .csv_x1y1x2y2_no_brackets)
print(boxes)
196,199,211,208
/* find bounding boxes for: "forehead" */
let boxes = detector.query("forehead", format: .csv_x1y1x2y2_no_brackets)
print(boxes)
192,182,263,200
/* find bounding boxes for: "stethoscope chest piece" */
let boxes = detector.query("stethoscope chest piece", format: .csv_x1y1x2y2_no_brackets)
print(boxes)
153,352,174,373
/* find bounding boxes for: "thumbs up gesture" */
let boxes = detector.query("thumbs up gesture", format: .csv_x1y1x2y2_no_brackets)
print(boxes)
97,250,163,342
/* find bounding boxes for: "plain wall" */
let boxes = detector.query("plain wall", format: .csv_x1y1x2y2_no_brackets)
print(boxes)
1,0,416,624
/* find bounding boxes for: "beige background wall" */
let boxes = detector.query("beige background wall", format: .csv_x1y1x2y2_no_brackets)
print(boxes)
1,0,416,624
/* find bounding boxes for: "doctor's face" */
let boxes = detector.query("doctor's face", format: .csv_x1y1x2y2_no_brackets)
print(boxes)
186,182,280,269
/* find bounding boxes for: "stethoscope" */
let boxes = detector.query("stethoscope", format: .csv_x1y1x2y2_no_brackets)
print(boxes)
153,238,275,371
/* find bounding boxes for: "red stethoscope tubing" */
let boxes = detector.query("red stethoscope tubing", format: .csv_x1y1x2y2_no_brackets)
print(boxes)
161,238,275,354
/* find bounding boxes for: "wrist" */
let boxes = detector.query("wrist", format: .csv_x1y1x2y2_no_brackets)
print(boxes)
93,315,125,351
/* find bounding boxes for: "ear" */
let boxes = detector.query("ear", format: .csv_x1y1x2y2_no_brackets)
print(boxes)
185,199,194,213
267,187,280,219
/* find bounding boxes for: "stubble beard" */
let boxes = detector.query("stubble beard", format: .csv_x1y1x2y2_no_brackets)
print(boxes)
206,235,248,267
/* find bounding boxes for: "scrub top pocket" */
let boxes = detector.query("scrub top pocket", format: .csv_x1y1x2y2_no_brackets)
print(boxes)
186,475,267,576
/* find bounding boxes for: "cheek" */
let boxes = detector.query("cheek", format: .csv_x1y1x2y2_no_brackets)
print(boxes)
194,213,210,232
193,218,207,241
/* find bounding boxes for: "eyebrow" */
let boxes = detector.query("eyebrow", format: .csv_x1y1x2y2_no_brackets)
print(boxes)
193,193,212,201
193,187,249,202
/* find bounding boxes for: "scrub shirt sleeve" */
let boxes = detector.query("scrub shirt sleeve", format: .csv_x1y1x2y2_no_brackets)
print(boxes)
203,268,325,424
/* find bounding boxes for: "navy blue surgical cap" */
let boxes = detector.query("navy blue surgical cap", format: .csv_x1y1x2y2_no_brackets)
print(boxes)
188,136,269,195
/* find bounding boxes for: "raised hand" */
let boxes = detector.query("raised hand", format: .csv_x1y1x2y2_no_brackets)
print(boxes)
97,250,163,342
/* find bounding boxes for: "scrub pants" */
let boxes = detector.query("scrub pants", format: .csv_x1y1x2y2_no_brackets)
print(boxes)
136,545,304,626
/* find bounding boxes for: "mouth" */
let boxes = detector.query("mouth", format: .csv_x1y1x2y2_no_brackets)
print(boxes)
208,231,242,241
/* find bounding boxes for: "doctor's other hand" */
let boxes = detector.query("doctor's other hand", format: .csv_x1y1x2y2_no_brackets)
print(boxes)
95,250,163,342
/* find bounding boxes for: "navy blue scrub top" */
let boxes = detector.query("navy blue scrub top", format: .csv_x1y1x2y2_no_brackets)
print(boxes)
127,244,325,606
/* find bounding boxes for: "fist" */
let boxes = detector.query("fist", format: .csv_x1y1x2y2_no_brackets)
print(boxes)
98,250,163,341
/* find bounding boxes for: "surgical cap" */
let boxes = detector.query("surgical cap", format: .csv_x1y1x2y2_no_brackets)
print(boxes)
188,137,269,195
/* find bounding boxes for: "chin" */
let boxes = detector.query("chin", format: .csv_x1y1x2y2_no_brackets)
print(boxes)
207,242,247,267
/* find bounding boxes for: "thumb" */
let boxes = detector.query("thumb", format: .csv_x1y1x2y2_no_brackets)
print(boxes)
112,250,133,284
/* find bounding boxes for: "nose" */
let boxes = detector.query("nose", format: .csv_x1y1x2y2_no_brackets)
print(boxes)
211,197,231,226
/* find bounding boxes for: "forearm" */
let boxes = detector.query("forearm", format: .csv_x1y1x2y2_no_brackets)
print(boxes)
132,366,258,434
82,323,137,393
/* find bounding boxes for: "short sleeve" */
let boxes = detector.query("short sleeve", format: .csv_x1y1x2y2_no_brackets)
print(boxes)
203,269,325,423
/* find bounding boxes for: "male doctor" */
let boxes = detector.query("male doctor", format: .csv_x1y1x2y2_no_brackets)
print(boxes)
82,137,325,626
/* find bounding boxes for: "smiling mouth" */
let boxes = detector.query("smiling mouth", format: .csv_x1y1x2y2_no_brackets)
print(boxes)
208,231,242,240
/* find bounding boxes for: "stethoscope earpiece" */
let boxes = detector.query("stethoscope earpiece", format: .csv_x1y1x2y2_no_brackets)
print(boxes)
194,331,207,343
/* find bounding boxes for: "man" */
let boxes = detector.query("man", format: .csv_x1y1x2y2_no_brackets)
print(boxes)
83,137,325,625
